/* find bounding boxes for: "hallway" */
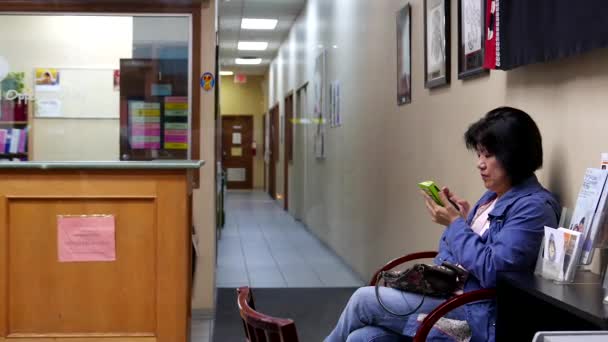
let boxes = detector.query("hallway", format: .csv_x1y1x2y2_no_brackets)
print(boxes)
216,190,364,288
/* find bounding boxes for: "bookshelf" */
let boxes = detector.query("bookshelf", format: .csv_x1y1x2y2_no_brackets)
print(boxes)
0,101,33,161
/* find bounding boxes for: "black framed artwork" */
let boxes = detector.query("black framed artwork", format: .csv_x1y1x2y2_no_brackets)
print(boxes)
424,0,450,89
396,4,411,105
458,0,488,79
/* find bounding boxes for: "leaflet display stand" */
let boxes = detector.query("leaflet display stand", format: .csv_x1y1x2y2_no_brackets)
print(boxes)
536,208,608,308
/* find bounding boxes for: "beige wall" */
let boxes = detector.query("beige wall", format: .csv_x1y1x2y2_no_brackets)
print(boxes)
268,0,608,280
191,0,217,312
220,75,266,189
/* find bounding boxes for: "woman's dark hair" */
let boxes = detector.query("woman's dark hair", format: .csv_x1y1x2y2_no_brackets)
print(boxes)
464,107,543,185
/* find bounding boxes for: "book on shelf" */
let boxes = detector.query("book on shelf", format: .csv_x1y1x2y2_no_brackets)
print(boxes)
567,168,608,265
539,226,583,282
0,127,28,155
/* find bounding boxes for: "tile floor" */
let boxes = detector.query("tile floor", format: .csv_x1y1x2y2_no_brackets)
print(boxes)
191,189,364,341
217,190,364,288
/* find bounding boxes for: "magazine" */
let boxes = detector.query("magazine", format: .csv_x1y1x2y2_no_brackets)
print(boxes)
568,168,608,265
541,226,565,280
559,228,583,281
540,226,583,282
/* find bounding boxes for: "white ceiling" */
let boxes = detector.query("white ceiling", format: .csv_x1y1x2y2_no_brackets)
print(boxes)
218,0,307,75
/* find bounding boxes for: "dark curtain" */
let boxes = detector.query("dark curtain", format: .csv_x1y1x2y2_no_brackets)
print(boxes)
497,0,608,70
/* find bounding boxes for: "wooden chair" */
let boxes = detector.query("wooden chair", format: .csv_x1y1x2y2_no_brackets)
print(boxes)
237,286,299,342
370,251,497,342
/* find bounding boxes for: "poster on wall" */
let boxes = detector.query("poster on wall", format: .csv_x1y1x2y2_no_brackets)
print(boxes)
458,0,487,79
329,80,342,127
335,80,341,126
424,0,450,88
35,68,61,92
329,82,335,127
397,4,412,105
313,50,326,159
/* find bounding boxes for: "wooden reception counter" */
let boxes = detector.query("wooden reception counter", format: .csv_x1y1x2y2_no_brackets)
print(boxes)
0,161,203,342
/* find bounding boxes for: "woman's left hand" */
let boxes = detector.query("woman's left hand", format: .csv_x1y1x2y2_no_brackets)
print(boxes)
420,190,462,226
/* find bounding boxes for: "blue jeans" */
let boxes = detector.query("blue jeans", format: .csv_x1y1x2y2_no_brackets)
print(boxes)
325,286,467,342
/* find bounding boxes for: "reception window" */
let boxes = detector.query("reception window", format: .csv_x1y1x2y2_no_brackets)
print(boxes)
0,14,193,161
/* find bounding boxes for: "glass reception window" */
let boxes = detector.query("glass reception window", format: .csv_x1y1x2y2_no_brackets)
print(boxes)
121,17,191,161
0,15,192,162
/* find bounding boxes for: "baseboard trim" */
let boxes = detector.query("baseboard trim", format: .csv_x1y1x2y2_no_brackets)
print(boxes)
191,309,214,319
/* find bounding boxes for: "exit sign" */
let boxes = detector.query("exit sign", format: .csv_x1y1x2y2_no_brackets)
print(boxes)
234,74,247,84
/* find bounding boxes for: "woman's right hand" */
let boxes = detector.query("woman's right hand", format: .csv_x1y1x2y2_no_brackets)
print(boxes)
442,187,470,218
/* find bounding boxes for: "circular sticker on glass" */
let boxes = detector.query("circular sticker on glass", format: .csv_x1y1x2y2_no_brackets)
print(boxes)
200,72,215,92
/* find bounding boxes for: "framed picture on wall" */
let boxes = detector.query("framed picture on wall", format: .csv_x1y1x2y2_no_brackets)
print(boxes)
313,49,326,159
396,4,412,105
424,0,450,88
458,0,488,79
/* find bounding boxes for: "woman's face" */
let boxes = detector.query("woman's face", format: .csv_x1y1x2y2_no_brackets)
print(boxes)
476,147,511,195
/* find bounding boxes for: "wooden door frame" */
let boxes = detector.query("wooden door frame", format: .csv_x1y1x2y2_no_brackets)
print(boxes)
283,92,294,211
262,113,266,191
222,115,254,190
293,83,308,221
0,0,203,187
268,104,279,200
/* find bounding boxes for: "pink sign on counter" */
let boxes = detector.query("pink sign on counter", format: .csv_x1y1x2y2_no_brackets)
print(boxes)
57,215,116,262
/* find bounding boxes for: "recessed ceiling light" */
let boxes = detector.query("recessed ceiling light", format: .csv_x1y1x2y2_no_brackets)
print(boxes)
220,71,234,76
235,58,262,65
241,18,278,30
238,41,269,51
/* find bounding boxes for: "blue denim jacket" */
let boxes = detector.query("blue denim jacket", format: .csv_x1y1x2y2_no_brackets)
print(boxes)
416,175,560,341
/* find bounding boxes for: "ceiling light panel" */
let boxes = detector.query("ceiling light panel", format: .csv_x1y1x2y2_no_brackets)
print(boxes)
238,41,269,51
235,58,262,65
241,18,278,30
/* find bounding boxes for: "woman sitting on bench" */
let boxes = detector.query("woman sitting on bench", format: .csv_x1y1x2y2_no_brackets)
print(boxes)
325,107,561,342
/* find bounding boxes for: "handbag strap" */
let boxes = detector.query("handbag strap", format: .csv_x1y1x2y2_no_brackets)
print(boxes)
374,271,426,317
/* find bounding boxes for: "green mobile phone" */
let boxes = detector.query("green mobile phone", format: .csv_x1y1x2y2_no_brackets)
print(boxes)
418,181,460,209
418,181,444,206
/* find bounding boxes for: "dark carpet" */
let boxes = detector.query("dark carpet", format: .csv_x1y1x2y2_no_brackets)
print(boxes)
213,287,358,342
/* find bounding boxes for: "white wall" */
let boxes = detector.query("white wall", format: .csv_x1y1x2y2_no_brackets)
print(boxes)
0,15,133,161
191,0,218,312
268,0,608,280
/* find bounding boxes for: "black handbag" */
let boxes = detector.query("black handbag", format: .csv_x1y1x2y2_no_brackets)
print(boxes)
374,262,468,317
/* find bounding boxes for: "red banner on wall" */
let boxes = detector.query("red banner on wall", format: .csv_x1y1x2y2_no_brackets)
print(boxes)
483,0,497,70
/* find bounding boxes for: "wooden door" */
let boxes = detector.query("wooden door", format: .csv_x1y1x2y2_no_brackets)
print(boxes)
284,94,294,211
268,105,279,199
222,116,253,189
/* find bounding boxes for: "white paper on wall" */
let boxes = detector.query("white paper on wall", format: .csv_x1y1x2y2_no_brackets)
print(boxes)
227,168,246,182
232,132,242,144
36,99,62,117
